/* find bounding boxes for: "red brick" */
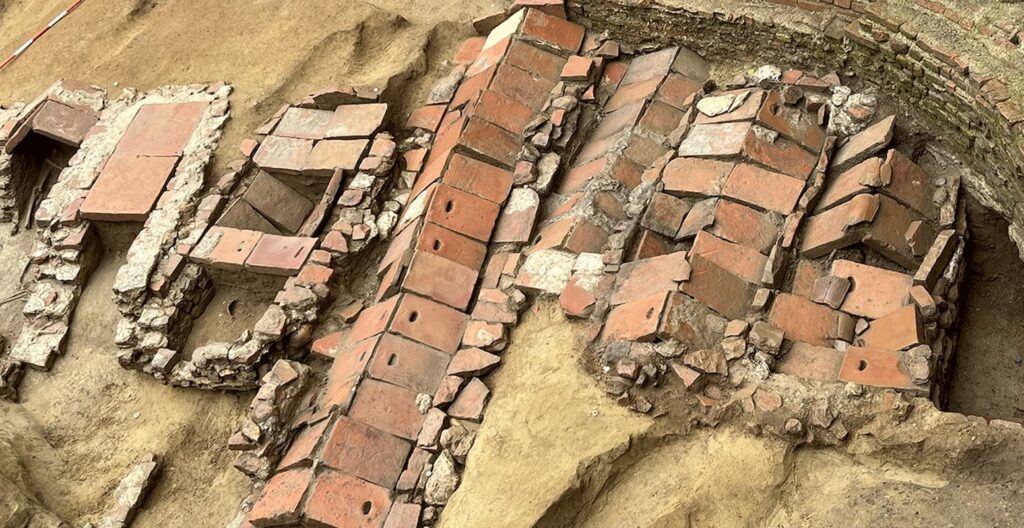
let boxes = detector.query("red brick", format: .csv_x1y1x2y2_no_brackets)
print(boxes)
416,221,487,271
640,192,690,238
402,250,479,310
441,152,513,204
816,157,881,212
80,154,178,222
756,90,825,152
492,188,540,244
311,332,343,360
561,55,595,81
631,229,674,259
611,251,689,305
520,8,584,52
656,73,702,110
637,100,686,137
602,291,666,342
248,468,312,527
472,89,535,136
709,200,780,254
325,103,388,139
26,100,96,147
862,195,935,269
677,197,717,239
620,47,677,86
800,194,879,258
405,104,446,132
491,62,556,112
451,65,497,109
694,89,765,124
768,293,855,347
881,149,937,218
448,377,491,421
367,333,451,393
677,121,753,157
505,39,567,81
679,253,756,319
383,503,421,528
723,163,805,215
623,134,670,168
591,101,645,140
321,335,379,411
388,293,468,353
914,229,957,289
244,235,316,276
691,230,766,284
513,0,566,18
304,470,392,528
453,37,486,65
776,341,842,381
457,116,522,168
462,320,506,348
320,415,412,489
830,259,913,319
304,139,369,175
425,183,501,242
348,378,425,441
859,304,923,350
604,76,661,113
528,216,609,254
742,126,817,180
832,115,895,172
350,296,401,344
116,101,209,156
192,226,263,271
448,347,501,376
277,419,330,471
838,346,914,388
296,263,334,287
560,274,598,318
662,157,734,198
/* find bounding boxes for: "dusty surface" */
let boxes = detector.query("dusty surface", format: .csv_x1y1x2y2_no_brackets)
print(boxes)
949,197,1024,422
441,300,1024,528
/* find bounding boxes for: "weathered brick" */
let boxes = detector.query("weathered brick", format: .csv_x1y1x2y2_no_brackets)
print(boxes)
304,470,392,528
320,416,412,489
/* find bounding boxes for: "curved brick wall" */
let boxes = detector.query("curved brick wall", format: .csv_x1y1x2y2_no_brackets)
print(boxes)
568,0,1024,249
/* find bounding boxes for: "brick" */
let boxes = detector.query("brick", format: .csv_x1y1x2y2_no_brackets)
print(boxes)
677,252,756,319
640,192,691,237
254,135,315,175
320,416,412,489
623,134,670,168
838,346,914,388
708,200,780,254
248,468,312,527
591,101,645,140
492,188,540,243
324,103,388,139
491,62,556,112
859,304,923,350
520,7,584,52
776,341,842,381
192,226,263,271
529,216,608,254
691,230,766,284
694,89,765,124
603,291,668,342
441,152,513,204
800,194,880,258
304,470,392,528
27,100,96,147
462,320,506,349
448,377,490,421
816,157,882,212
367,332,450,393
80,154,178,222
631,229,673,259
656,73,702,110
218,198,282,234
768,293,855,347
831,259,913,319
560,274,598,317
562,55,595,81
311,332,343,360
402,250,479,310
415,221,488,271
304,139,369,176
742,125,817,180
458,116,522,169
350,296,400,343
756,90,825,152
811,276,851,309
405,104,446,132
425,184,501,242
448,347,500,376
505,39,567,81
453,36,486,65
723,163,805,215
384,503,421,528
611,251,690,306
242,171,314,233
472,89,535,136
605,76,662,113
670,46,709,81
277,419,330,471
514,0,566,18
388,293,468,353
321,335,379,411
662,157,733,198
862,194,935,269
244,235,316,276
348,378,425,441
637,100,686,137
677,121,753,157
116,101,209,156
621,47,677,86
914,229,957,289
875,149,936,219
832,115,895,172
677,197,718,239
272,107,334,140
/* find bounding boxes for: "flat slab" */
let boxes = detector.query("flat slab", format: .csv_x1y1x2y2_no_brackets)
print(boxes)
30,100,96,147
115,102,209,158
243,234,316,276
243,171,313,234
80,155,178,222
191,226,264,271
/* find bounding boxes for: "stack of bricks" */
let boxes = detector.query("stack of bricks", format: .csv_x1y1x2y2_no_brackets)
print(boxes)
243,7,590,527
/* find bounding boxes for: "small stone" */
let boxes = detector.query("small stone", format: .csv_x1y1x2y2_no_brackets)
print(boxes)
753,389,783,411
724,320,749,337
423,450,459,505
748,322,784,355
784,418,803,435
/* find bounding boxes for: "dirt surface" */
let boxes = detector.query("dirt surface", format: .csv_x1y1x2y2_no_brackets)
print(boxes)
949,196,1024,422
440,300,1024,528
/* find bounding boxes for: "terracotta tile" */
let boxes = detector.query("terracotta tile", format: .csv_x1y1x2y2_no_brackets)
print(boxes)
388,293,468,354
368,333,451,394
271,107,334,140
622,134,670,167
458,116,522,168
192,226,263,271
505,39,567,81
691,230,767,284
520,7,584,52
756,90,825,152
657,73,702,110
348,378,425,441
561,55,595,81
441,152,513,204
677,121,753,157
492,188,540,244
677,197,718,239
604,76,661,113
558,156,610,194
791,258,826,299
244,235,316,276
591,100,645,140
350,296,401,344
723,163,805,215
277,420,330,471
80,155,178,222
838,346,914,388
320,416,412,489
453,36,486,65
415,221,488,271
881,149,938,218
472,89,535,136
611,251,689,305
468,35,511,77
451,65,496,110
620,47,677,86
914,229,958,289
662,157,733,198
670,47,710,81
816,157,881,212
247,468,312,527
425,184,501,242
253,135,315,175
116,101,209,157
637,100,686,137
768,293,853,347
602,291,668,342
304,470,392,528
28,100,96,147
490,62,556,112
405,104,446,132
640,192,691,238
402,250,479,310
709,199,780,254
304,139,369,176
321,335,379,411
631,229,674,259
384,503,421,528
830,259,913,319
800,193,879,258
776,341,842,381
242,171,314,233
859,304,923,350
832,115,895,172
742,125,817,180
448,377,490,421
678,253,756,319
862,194,935,269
